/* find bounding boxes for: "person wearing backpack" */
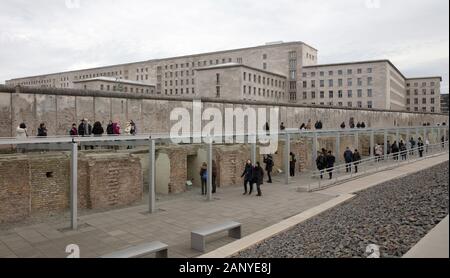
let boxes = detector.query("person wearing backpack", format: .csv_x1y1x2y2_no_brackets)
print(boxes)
263,155,274,183
200,163,208,195
344,147,353,173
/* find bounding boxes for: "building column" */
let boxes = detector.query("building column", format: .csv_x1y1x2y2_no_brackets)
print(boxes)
370,130,375,157
354,131,359,151
284,133,291,185
70,140,78,230
336,133,341,164
313,132,318,163
384,130,388,157
148,139,156,213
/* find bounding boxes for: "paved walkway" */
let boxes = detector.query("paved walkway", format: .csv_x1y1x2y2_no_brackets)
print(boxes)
0,153,447,258
403,216,449,258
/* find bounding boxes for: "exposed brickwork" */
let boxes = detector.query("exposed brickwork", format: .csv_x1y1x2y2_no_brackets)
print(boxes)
0,158,30,224
168,149,188,194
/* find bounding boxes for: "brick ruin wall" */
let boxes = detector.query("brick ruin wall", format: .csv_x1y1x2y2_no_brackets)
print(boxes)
0,153,143,224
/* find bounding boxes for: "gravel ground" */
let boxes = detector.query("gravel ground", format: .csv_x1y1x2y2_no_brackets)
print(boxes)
236,162,449,258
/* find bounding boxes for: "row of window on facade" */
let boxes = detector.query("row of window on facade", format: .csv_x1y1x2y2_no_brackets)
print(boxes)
242,72,285,88
78,71,126,80
406,98,436,105
300,89,374,99
164,79,195,87
302,77,373,88
301,101,373,109
305,53,316,61
164,88,196,95
164,70,195,79
406,89,436,95
161,57,243,72
302,68,373,78
406,81,437,87
243,85,285,99
98,84,154,94
406,107,436,112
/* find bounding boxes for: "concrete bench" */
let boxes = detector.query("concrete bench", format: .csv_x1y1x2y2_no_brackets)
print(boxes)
191,221,242,252
100,241,168,258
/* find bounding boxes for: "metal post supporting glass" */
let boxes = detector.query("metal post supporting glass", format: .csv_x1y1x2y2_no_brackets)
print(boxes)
354,131,359,151
336,133,341,164
148,139,156,213
70,140,78,230
250,136,257,166
207,140,213,201
370,130,375,158
284,133,291,185
384,130,388,158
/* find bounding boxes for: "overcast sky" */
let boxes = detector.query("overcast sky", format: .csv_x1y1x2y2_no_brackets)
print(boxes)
0,0,448,92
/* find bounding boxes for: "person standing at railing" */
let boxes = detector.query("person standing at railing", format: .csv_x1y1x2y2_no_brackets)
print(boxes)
375,144,382,162
106,121,114,135
353,149,361,173
344,147,353,173
391,141,399,160
418,138,424,157
442,136,446,149
409,137,416,156
37,123,47,137
425,138,430,153
280,122,286,131
399,140,407,160
316,151,327,179
326,151,336,179
69,123,78,136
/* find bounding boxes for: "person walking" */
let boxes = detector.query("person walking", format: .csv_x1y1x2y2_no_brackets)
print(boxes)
344,147,353,173
212,160,218,194
326,151,336,179
263,155,274,183
251,162,264,197
241,160,253,195
353,149,361,173
69,123,78,136
409,137,416,155
92,121,104,136
200,162,208,195
289,152,297,177
316,151,327,179
418,138,424,157
37,123,47,137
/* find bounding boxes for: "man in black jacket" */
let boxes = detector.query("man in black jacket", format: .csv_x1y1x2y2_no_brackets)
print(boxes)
316,151,327,179
263,155,274,183
251,162,264,197
241,160,253,195
353,149,361,173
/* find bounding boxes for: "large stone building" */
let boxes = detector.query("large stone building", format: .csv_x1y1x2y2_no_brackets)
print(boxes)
441,94,449,114
5,41,442,112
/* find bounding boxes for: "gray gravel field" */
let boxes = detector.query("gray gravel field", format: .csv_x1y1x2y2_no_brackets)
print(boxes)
236,162,449,258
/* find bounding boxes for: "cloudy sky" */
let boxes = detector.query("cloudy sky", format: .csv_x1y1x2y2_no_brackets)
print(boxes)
0,0,448,92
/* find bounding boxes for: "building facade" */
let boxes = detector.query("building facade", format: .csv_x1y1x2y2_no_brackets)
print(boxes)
73,77,156,94
440,94,449,114
5,41,443,112
405,77,442,113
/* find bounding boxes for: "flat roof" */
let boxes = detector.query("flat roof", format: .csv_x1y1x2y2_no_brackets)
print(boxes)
196,63,287,78
73,77,155,87
7,41,312,81
405,76,443,81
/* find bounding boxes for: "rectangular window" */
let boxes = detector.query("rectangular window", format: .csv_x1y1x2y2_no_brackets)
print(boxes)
368,101,373,108
216,86,220,97
431,107,435,113
431,98,435,104
303,81,307,88
414,98,418,104
357,78,362,86
329,90,334,98
407,99,410,104
348,102,353,108
348,90,353,98
303,92,307,99
320,91,325,98
367,77,373,86
338,70,343,75
328,79,333,87
367,68,373,73
338,90,343,98
357,89,362,98
422,98,427,104
311,91,316,99
347,69,353,75
357,69,362,74
338,102,343,107
338,79,343,87
348,78,353,86
311,80,316,88
357,101,362,108
320,80,324,87
328,71,333,76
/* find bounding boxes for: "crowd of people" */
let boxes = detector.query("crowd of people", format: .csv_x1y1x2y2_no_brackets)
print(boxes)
15,119,138,139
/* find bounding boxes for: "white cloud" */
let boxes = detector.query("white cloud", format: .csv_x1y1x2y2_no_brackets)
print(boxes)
0,0,448,92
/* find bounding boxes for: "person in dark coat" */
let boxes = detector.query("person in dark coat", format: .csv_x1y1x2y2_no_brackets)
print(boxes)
391,141,399,160
241,160,253,195
353,149,361,173
361,122,366,128
69,123,78,136
399,140,407,160
326,151,336,179
289,152,297,177
409,137,416,155
340,122,346,129
300,123,306,130
316,151,327,179
344,147,353,173
106,121,114,135
251,162,264,196
212,160,218,194
92,121,104,136
356,122,362,128
200,163,208,195
37,123,47,137
263,155,274,183
78,119,92,137
417,138,424,157
280,122,286,131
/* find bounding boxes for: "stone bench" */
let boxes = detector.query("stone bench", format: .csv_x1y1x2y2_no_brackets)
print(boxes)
100,241,168,258
191,221,242,252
